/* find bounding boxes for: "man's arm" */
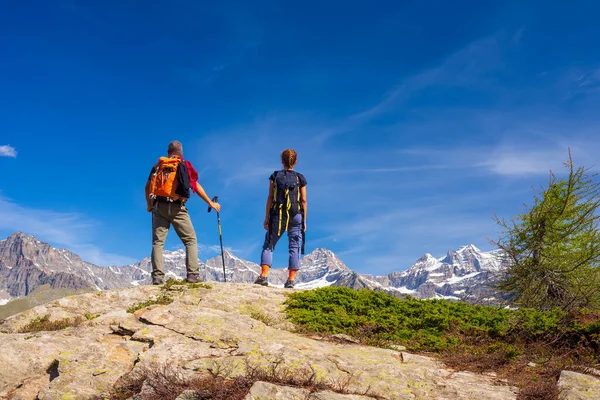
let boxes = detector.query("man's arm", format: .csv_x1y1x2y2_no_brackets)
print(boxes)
300,186,307,231
145,180,153,212
195,182,220,212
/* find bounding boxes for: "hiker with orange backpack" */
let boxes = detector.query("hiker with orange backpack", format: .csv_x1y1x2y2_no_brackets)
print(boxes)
254,149,307,288
145,141,220,285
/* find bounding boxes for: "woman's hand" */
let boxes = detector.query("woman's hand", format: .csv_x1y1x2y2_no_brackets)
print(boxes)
263,217,269,230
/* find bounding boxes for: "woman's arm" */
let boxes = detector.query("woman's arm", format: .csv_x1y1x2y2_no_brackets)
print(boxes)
264,180,274,230
300,186,307,231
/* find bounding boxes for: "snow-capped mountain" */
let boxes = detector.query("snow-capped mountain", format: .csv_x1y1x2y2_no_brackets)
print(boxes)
380,244,510,302
0,232,509,307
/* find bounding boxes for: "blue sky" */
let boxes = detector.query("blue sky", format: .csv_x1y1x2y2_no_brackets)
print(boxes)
1,0,600,275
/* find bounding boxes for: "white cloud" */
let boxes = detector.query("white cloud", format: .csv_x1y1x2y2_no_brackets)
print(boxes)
0,196,135,266
478,146,567,176
0,145,17,158
401,135,600,178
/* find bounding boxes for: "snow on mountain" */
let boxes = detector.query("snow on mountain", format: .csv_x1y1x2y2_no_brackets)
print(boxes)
388,244,509,302
0,232,510,306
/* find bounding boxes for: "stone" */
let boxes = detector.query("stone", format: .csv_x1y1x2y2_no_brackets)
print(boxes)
309,391,378,399
176,389,206,400
557,370,600,400
331,334,361,344
244,381,310,399
110,323,137,336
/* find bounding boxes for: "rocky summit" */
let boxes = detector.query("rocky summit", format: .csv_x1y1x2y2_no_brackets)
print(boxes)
2,279,599,399
0,282,523,400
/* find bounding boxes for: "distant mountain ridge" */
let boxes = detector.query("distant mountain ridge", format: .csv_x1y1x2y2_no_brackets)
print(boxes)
0,232,509,308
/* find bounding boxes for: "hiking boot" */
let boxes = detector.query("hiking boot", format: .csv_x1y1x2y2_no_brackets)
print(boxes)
254,276,269,286
284,280,295,289
186,274,203,284
152,277,163,285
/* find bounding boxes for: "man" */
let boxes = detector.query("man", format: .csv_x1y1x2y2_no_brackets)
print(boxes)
145,141,220,285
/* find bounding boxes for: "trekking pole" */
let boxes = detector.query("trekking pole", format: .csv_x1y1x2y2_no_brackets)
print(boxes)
208,196,227,282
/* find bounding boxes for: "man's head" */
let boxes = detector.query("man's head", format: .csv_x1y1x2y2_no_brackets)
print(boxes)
168,140,183,156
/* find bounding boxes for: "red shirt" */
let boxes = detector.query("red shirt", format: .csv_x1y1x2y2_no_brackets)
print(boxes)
182,158,199,193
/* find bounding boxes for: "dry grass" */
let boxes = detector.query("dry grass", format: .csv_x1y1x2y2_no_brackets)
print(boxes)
18,314,83,333
440,341,597,400
109,363,250,400
109,358,384,400
249,309,278,326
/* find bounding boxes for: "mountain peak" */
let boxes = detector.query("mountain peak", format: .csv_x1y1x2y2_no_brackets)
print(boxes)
408,253,441,272
7,232,33,241
418,253,437,262
457,244,481,253
2,232,48,249
308,248,337,257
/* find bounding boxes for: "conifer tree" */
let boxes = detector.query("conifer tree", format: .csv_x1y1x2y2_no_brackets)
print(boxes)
493,151,600,312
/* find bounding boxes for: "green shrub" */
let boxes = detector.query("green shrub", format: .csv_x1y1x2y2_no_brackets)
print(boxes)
283,287,584,352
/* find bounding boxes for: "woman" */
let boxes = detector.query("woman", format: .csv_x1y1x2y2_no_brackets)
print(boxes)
254,149,307,288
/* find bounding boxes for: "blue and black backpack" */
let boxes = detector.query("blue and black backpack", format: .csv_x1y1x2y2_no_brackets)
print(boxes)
271,170,302,216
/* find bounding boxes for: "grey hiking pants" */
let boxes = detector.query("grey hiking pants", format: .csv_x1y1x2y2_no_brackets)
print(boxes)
151,201,199,281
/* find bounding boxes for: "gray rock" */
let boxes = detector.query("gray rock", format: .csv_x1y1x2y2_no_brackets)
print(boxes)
557,370,600,400
176,389,206,400
244,381,310,399
332,334,360,344
309,391,377,399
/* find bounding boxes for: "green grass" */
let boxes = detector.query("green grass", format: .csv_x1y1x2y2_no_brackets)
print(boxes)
84,313,100,320
125,277,210,314
127,293,174,314
163,277,212,290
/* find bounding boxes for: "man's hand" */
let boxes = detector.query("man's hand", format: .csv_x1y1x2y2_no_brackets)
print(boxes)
147,203,153,212
209,201,221,213
263,217,269,230
303,222,307,231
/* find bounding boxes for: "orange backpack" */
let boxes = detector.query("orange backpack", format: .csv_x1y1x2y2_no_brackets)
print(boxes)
149,157,184,201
